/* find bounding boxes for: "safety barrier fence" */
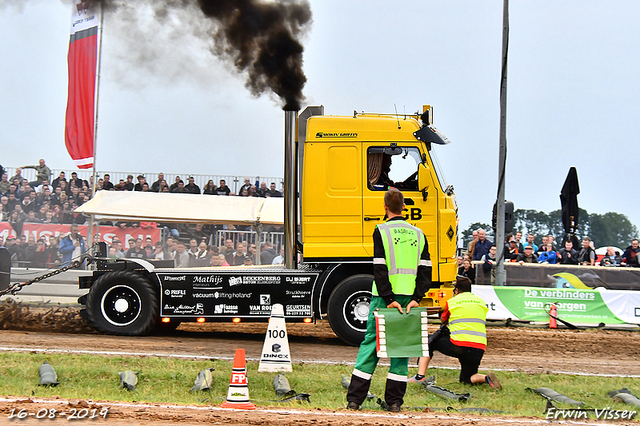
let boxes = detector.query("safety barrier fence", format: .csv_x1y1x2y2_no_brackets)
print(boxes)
214,230,285,249
3,167,283,195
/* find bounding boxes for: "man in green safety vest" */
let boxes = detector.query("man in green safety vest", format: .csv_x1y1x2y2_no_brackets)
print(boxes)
347,188,432,412
409,276,502,389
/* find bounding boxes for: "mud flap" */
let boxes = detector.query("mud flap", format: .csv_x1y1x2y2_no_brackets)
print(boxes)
424,384,471,402
273,374,310,402
273,374,295,397
527,387,584,411
455,407,505,414
278,393,311,403
608,388,640,408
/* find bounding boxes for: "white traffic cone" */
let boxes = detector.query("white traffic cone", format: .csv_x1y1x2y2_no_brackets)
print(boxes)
258,303,292,372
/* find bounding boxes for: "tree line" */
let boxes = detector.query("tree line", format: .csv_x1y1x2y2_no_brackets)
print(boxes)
461,208,638,249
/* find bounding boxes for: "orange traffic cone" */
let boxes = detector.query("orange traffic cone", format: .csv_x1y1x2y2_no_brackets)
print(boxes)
221,348,256,410
549,304,557,329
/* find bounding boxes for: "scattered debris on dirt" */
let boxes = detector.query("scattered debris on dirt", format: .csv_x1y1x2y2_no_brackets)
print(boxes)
0,299,96,334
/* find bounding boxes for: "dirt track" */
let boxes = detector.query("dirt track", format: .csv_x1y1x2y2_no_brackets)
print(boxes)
0,315,639,425
1,321,639,376
0,397,595,426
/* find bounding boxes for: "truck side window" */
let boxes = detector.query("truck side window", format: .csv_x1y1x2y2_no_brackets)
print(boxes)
367,147,421,191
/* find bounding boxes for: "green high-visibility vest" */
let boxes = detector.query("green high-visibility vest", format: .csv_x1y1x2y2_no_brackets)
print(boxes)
372,220,427,297
447,292,488,346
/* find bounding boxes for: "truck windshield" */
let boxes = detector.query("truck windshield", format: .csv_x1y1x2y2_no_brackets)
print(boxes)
428,149,448,192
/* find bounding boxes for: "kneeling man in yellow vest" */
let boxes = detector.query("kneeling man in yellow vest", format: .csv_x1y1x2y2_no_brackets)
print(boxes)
409,276,502,390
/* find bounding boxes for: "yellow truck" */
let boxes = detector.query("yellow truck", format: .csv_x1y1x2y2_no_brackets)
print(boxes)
78,105,458,345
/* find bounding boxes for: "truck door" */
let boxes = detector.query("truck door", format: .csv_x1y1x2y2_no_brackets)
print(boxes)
362,145,439,274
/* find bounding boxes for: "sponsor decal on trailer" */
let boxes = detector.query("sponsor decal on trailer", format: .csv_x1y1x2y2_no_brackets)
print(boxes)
158,272,318,317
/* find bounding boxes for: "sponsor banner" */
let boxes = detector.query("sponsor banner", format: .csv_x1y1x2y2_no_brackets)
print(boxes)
158,272,317,318
0,222,160,248
475,262,640,291
473,285,640,325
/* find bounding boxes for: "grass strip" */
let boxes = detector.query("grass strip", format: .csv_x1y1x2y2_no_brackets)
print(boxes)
0,351,638,419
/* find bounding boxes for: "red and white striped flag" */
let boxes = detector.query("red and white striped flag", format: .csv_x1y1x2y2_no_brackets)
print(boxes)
64,0,99,169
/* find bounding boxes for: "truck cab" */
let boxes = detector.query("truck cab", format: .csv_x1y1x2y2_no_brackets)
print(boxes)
300,106,457,277
299,106,458,344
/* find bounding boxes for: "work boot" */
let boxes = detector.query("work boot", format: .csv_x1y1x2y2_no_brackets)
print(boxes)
387,403,402,413
346,401,360,410
485,372,502,390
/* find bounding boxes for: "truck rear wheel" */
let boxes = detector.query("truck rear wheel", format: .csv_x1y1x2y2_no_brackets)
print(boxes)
86,271,158,335
327,275,372,346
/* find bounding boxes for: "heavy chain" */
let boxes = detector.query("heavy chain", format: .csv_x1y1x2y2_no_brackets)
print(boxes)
0,248,97,297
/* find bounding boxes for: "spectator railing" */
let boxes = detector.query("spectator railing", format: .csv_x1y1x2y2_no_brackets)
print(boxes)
3,167,283,195
215,230,285,250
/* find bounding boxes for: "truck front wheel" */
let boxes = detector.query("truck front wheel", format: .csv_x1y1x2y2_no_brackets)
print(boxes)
327,275,372,346
86,271,158,335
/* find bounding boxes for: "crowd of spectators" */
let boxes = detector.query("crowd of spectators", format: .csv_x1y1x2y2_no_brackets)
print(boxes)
459,229,640,283
1,221,285,269
100,173,284,198
0,162,284,231
0,161,286,269
104,233,285,269
0,161,94,232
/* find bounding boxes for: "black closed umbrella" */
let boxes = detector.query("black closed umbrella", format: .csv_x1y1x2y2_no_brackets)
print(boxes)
560,167,580,248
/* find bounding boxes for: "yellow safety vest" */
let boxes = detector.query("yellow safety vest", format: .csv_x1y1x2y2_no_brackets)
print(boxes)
372,220,428,296
447,292,488,347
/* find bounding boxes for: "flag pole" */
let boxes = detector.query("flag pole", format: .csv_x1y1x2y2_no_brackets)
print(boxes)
87,2,104,251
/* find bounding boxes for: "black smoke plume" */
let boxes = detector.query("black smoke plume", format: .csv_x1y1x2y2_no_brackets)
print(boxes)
96,0,311,111
199,0,310,111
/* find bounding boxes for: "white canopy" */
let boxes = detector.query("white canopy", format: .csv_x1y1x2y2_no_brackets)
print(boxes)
74,191,284,225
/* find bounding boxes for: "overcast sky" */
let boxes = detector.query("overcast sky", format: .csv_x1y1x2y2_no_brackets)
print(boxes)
1,1,639,237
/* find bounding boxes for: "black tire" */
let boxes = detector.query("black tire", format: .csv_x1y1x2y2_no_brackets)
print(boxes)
86,271,158,335
327,274,373,346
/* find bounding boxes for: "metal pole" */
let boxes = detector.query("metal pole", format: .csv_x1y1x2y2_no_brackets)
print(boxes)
91,1,104,198
495,0,509,286
86,2,104,253
284,111,297,269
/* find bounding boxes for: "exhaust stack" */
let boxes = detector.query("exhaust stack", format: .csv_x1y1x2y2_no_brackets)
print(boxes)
284,110,297,269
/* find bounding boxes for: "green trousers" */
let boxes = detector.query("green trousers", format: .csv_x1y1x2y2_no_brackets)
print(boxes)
347,295,412,406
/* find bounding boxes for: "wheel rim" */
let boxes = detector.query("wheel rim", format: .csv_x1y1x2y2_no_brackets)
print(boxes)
341,290,371,333
100,284,142,327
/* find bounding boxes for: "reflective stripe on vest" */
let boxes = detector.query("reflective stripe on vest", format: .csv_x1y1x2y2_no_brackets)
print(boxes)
450,330,487,338
447,293,488,346
449,318,486,326
372,221,425,297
